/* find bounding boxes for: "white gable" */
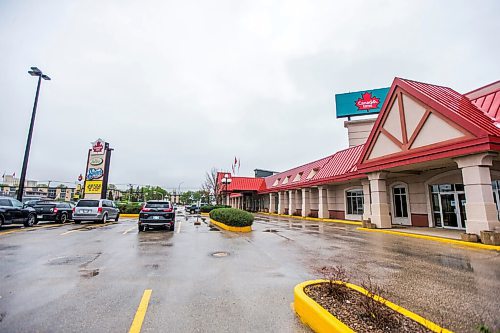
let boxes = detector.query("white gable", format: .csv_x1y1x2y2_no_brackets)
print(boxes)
368,132,402,159
411,113,466,149
382,97,403,143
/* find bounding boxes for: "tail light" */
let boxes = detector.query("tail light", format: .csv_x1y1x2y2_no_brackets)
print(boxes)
163,208,173,212
53,208,59,213
72,207,76,213
98,207,103,213
142,208,151,212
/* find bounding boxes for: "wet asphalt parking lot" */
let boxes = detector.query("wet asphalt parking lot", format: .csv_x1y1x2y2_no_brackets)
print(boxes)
1,210,499,333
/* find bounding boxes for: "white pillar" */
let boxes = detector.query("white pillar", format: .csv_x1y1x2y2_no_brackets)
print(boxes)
301,188,311,217
278,191,286,214
269,193,276,213
455,153,500,235
368,172,391,228
361,180,371,222
289,190,296,215
318,186,328,219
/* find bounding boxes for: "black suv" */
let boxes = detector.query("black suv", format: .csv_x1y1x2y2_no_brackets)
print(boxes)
33,201,74,223
186,204,200,214
0,196,37,227
139,201,175,232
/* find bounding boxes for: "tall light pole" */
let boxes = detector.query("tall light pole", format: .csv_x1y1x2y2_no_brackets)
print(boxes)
17,67,51,201
221,174,232,206
177,182,184,204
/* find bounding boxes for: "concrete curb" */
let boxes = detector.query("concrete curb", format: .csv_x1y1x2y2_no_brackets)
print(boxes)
210,218,252,233
120,214,139,218
294,279,452,333
257,212,362,226
357,227,500,252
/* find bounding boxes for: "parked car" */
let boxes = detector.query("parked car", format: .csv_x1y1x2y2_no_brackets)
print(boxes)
0,196,37,227
73,199,120,224
33,201,74,223
24,198,45,207
138,200,175,232
186,204,200,214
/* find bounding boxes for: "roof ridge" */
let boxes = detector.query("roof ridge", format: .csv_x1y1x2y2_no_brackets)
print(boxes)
396,77,455,92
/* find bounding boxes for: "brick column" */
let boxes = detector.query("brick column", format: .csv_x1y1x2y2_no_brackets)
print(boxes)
454,153,500,235
301,188,311,217
368,172,391,228
318,186,328,219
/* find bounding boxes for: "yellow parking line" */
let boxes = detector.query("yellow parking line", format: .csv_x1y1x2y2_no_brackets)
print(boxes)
129,289,152,333
59,222,117,236
123,226,136,235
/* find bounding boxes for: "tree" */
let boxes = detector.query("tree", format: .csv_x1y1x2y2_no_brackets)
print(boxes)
203,167,221,204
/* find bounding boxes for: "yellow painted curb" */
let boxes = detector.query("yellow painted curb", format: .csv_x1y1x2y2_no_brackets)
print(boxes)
294,280,452,333
201,212,210,216
258,212,362,226
210,219,252,233
357,227,500,252
121,214,139,218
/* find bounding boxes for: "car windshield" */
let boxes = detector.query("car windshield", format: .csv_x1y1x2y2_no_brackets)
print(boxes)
145,202,170,208
77,200,99,207
35,201,56,206
0,198,11,206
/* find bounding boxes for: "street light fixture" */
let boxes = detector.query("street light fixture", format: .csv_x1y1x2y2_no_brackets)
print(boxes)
221,174,232,205
17,67,51,201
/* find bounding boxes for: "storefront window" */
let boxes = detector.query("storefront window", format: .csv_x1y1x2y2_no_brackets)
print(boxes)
346,189,363,215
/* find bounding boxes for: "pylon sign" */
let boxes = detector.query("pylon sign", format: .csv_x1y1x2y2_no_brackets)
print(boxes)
83,139,112,199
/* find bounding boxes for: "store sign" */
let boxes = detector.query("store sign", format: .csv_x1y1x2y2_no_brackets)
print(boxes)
335,87,389,118
90,157,103,166
83,138,112,199
87,168,103,180
85,180,103,194
91,139,105,154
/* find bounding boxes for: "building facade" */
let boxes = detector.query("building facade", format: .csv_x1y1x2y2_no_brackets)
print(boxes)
219,78,500,236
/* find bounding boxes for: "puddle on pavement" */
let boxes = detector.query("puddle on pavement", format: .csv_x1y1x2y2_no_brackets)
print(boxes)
145,263,159,269
263,229,278,233
209,227,220,231
47,255,96,266
211,251,229,257
79,268,99,278
0,244,20,251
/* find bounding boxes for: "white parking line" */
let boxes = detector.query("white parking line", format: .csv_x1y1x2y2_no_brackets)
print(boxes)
123,226,136,235
176,221,182,234
60,229,79,236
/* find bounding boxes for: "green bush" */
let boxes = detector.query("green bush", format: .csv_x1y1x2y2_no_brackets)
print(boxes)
209,208,254,227
200,204,230,213
116,202,143,214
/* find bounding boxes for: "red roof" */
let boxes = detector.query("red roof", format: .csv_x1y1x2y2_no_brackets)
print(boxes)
398,78,500,137
465,80,500,123
260,145,363,193
358,78,500,172
217,172,266,193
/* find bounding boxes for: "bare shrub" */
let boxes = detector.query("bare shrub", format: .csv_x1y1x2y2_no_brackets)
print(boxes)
316,265,349,301
359,276,397,330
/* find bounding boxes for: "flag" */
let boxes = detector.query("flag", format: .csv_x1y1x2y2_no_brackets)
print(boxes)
234,157,237,165
238,158,241,173
231,164,235,174
12,172,15,177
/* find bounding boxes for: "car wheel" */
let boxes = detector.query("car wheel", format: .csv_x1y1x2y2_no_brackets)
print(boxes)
138,225,144,232
115,214,120,222
0,215,4,227
24,214,36,227
60,213,68,224
169,224,175,231
74,220,81,224
101,214,108,224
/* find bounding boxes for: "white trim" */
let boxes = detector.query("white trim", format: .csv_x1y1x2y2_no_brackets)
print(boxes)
344,186,364,221
389,182,411,226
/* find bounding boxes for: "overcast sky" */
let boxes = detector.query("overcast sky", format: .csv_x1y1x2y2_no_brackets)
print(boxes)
0,0,499,191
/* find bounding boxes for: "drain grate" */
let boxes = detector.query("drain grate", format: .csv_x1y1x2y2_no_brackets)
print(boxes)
211,251,229,257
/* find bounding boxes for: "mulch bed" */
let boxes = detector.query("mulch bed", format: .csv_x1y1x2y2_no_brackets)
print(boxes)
304,283,432,333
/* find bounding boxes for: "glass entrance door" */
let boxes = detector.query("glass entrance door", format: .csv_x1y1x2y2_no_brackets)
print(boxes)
430,184,466,230
439,193,466,229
